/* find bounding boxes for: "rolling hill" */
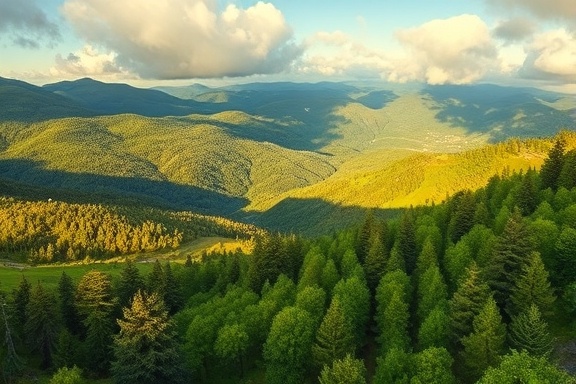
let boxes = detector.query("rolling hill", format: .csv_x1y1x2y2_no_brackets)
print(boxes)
0,77,575,233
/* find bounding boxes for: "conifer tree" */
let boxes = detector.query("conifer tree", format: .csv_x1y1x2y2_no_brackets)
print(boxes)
58,272,81,335
319,354,366,384
117,260,144,308
461,297,506,381
486,208,534,310
374,348,410,384
312,297,355,369
397,210,417,274
162,262,183,315
553,227,576,288
509,252,555,317
540,138,565,191
333,276,370,347
112,290,184,384
411,347,456,384
418,306,449,350
12,275,31,337
516,169,539,215
449,190,477,243
415,238,438,279
363,235,387,293
508,304,553,358
417,265,448,323
25,283,59,369
449,263,492,345
147,259,165,295
377,291,410,354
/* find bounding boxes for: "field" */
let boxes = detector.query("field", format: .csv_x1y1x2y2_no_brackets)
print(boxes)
0,237,250,292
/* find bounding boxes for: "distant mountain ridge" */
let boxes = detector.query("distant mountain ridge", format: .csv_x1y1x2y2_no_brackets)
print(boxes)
1,76,575,233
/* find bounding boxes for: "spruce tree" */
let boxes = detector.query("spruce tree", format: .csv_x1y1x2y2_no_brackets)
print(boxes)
25,283,59,369
363,236,387,293
540,138,565,191
162,262,183,315
461,297,507,381
147,259,165,295
508,304,554,357
486,208,534,311
318,354,366,384
112,290,184,384
58,271,81,335
509,252,555,317
397,210,417,274
312,297,355,369
377,291,410,354
12,275,31,338
117,260,144,308
449,263,492,345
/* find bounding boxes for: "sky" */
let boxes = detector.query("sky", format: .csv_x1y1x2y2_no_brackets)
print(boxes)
0,0,575,92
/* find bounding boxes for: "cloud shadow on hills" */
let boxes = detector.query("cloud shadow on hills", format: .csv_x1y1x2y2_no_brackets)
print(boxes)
0,159,246,216
422,84,575,141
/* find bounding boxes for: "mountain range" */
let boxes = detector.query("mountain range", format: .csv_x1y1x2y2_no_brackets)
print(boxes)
1,76,575,234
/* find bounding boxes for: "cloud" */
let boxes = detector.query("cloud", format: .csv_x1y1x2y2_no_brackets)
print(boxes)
520,29,576,83
390,14,498,84
486,0,576,22
0,0,60,48
297,31,388,78
493,18,536,43
61,0,301,79
50,45,132,79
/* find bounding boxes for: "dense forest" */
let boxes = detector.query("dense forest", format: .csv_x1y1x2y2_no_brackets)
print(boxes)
2,140,576,383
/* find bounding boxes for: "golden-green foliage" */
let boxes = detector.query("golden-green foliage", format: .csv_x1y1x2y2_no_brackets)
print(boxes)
0,197,262,264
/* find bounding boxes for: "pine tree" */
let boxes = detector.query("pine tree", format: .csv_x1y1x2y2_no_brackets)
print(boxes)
377,291,410,354
58,271,81,335
312,297,355,368
415,238,438,279
508,304,554,357
509,252,555,317
318,354,366,384
117,260,144,308
540,138,565,191
112,290,185,384
25,283,59,369
417,265,448,323
516,169,539,215
461,297,507,381
397,210,417,274
12,275,31,337
363,235,387,293
162,262,183,315
449,191,477,243
147,259,165,295
374,348,410,384
418,306,450,350
449,263,492,345
486,208,534,311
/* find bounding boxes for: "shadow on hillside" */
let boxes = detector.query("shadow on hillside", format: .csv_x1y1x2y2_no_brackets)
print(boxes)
422,84,575,141
0,159,246,216
240,197,403,236
215,86,398,152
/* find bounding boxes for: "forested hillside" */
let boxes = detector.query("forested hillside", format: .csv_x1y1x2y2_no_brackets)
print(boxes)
1,78,575,234
0,197,262,264
2,139,576,383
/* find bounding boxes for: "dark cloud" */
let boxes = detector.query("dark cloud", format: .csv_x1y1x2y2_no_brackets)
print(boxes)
493,18,536,43
486,0,576,22
0,0,60,48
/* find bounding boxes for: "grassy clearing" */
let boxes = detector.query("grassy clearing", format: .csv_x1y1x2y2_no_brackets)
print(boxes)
0,237,249,292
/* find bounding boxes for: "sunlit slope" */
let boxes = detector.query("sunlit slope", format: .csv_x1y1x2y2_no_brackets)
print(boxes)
0,113,334,209
259,133,576,217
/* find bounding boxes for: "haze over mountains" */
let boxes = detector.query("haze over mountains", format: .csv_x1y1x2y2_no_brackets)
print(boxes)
1,76,575,233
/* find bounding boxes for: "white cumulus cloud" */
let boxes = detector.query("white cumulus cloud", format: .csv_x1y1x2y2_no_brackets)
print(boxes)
389,14,499,84
520,29,576,83
50,45,132,79
61,0,301,79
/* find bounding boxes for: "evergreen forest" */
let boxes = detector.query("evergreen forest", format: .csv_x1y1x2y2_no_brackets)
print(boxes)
2,139,576,383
